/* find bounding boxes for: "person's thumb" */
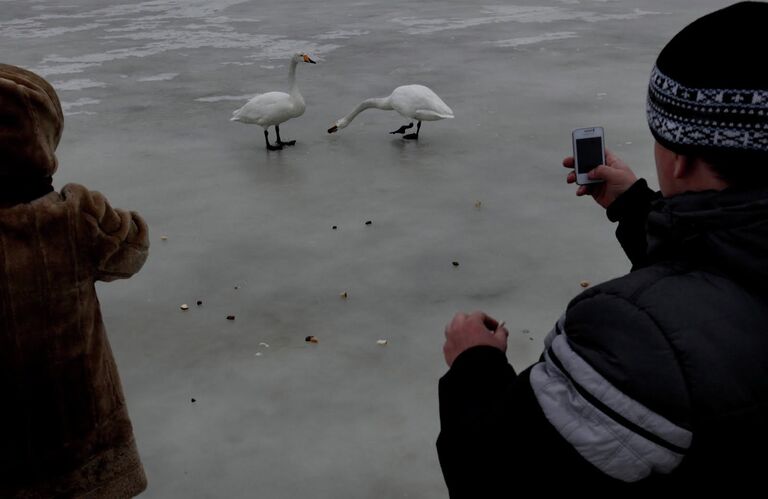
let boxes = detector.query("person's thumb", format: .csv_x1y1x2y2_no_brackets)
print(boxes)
493,324,509,346
588,164,618,182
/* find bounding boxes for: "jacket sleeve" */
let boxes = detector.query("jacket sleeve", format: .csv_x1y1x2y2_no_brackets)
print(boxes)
437,346,619,498
606,179,659,270
62,183,149,282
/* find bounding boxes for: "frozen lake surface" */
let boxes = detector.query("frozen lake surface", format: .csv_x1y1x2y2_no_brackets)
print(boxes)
1,0,733,497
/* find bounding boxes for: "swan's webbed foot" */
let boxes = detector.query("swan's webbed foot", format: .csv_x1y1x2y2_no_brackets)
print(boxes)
402,121,422,140
390,123,414,135
264,130,283,151
274,125,295,147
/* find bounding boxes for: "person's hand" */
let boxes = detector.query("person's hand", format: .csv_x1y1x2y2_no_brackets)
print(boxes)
563,150,638,209
443,311,509,367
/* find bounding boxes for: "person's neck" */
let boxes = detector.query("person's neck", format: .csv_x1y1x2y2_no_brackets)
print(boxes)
663,157,729,197
0,176,54,207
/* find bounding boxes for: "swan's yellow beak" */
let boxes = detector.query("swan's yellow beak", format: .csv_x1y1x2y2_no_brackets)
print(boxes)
303,54,316,64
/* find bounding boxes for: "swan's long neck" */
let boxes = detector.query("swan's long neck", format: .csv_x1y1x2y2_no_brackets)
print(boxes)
288,58,300,96
339,97,392,126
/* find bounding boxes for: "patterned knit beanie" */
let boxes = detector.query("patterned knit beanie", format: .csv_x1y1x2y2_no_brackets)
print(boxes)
646,2,768,167
0,63,63,178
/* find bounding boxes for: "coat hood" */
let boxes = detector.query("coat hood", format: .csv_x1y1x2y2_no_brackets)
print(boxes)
0,64,63,179
647,187,768,289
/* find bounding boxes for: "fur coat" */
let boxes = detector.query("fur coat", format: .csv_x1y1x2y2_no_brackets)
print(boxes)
1,63,149,498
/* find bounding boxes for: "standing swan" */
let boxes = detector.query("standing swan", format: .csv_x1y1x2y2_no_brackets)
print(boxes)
231,53,316,151
327,84,453,139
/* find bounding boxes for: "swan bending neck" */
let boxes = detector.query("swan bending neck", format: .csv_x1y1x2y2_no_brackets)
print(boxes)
340,97,392,125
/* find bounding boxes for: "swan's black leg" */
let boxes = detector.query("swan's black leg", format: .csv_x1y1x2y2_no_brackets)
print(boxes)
403,120,421,140
265,129,283,151
390,122,414,135
276,125,296,146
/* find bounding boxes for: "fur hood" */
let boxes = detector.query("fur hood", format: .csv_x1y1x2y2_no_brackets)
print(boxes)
0,63,63,179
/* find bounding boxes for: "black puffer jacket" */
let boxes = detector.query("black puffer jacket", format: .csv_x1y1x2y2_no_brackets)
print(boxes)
437,180,768,496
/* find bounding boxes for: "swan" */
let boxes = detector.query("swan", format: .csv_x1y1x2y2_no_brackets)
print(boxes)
327,84,453,139
231,53,316,151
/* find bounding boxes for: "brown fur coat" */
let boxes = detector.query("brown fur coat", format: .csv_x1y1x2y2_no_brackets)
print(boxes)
1,64,149,498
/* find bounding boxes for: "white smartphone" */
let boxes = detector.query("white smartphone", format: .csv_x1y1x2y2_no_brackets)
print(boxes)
572,127,606,185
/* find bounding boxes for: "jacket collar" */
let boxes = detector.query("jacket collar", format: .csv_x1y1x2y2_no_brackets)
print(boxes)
0,176,54,207
646,187,768,288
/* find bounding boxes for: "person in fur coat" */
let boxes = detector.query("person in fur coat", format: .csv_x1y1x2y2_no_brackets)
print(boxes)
0,63,149,498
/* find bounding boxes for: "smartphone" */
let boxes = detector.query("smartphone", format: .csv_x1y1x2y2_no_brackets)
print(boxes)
572,127,605,185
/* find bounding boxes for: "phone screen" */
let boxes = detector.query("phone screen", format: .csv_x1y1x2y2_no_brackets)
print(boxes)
576,137,604,173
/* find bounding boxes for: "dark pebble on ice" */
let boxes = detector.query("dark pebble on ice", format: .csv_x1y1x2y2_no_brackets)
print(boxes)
332,225,338,230
365,220,372,225
197,300,202,306
226,315,235,321
191,398,196,403
452,261,460,267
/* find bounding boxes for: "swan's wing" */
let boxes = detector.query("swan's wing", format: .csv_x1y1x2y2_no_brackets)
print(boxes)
391,85,454,120
412,108,454,121
231,91,298,125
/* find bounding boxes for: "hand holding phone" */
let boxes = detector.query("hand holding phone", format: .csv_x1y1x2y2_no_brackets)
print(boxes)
563,142,639,210
572,127,606,185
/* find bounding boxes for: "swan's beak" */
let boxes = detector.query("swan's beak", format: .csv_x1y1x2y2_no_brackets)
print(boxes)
327,125,338,134
303,55,316,64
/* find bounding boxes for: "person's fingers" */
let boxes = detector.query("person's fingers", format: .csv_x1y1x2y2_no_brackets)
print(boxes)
566,171,576,184
454,312,468,324
604,149,628,171
468,310,487,321
477,311,499,332
576,185,589,196
493,324,509,341
467,310,495,330
605,149,617,163
445,312,466,337
562,156,575,168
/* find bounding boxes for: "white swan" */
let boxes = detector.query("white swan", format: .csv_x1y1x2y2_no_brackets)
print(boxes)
327,84,453,139
231,53,316,150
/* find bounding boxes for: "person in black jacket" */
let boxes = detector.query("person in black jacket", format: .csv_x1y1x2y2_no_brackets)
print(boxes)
437,2,768,495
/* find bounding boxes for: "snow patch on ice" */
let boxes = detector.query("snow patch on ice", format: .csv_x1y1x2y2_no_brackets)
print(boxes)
392,6,658,35
61,97,100,112
0,22,106,38
195,94,253,103
4,0,336,76
489,31,579,47
138,72,179,81
51,78,107,91
314,29,369,40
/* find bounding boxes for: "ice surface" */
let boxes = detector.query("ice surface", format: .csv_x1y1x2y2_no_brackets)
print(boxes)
0,0,734,497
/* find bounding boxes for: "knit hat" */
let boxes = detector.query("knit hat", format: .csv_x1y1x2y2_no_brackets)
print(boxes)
0,63,63,178
646,2,768,163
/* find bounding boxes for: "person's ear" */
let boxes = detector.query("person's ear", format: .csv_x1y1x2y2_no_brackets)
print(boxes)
672,153,692,179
